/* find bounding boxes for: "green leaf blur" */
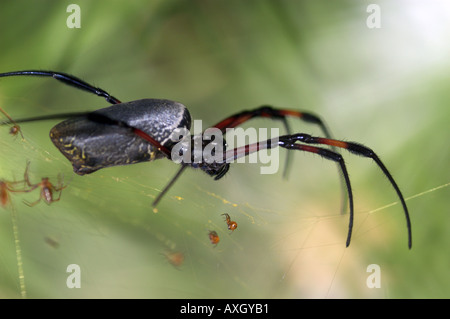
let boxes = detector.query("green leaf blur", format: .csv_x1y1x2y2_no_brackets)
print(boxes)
0,0,448,298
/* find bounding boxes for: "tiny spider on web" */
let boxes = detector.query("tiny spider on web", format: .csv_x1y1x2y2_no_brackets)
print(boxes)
0,106,23,139
222,213,237,233
21,162,67,206
208,230,220,247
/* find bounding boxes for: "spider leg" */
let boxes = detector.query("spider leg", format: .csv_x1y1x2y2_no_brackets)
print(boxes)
285,133,412,249
52,186,64,204
1,112,94,125
22,161,42,191
0,70,121,104
212,106,332,137
223,136,355,247
152,165,188,207
23,161,33,188
279,118,293,178
213,105,348,213
0,70,122,126
279,140,354,247
54,173,70,193
2,180,28,193
23,198,42,207
212,106,295,177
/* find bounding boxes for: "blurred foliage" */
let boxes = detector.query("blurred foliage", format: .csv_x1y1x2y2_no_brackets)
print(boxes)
0,0,449,298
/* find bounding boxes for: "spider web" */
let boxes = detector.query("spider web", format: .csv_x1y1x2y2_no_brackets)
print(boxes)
1,0,450,299
1,109,445,299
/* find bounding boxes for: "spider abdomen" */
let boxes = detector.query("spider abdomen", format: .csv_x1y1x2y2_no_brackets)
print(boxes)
50,99,191,175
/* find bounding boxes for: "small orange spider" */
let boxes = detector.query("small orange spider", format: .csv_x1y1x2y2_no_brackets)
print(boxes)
0,106,23,139
0,179,27,208
23,162,67,206
9,124,22,137
222,213,237,232
162,250,185,268
208,230,220,247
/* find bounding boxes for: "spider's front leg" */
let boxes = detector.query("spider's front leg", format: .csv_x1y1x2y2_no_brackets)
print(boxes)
224,133,411,248
213,105,333,175
284,133,412,249
223,136,355,247
213,105,349,213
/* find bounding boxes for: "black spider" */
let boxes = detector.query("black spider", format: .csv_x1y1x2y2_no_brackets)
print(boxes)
0,70,412,248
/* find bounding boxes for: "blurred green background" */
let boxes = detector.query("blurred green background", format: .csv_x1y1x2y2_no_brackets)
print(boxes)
0,0,448,299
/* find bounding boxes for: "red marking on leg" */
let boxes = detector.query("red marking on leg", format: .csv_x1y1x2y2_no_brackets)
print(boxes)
317,138,348,149
298,144,320,154
278,110,304,118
